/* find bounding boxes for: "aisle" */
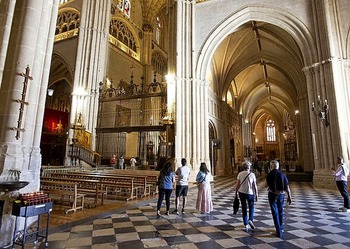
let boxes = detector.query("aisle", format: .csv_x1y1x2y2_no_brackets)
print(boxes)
16,176,350,248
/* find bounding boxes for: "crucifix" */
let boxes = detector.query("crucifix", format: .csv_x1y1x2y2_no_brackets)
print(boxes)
12,65,32,139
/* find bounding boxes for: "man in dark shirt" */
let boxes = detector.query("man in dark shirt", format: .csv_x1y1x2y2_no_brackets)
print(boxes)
265,160,292,238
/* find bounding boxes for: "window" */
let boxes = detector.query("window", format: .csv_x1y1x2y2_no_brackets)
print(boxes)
110,20,137,52
155,17,161,45
116,0,131,18
266,119,276,142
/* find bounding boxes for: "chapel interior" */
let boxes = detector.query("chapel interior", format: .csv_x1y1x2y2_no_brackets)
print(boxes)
0,0,350,247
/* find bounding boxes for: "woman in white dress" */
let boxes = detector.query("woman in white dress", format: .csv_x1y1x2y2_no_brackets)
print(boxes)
196,162,213,214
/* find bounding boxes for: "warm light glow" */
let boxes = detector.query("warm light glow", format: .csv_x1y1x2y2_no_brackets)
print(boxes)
295,110,299,115
226,91,233,107
72,87,87,96
47,89,54,96
245,120,249,124
165,74,176,118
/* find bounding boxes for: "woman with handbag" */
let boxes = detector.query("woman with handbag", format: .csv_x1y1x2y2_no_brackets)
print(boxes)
235,161,258,231
195,162,213,214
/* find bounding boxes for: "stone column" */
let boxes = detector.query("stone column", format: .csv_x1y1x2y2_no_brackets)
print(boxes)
69,0,110,151
175,0,209,178
0,0,16,82
308,0,349,189
0,1,59,247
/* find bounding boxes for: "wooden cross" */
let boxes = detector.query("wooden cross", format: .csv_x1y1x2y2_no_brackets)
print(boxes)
12,65,32,140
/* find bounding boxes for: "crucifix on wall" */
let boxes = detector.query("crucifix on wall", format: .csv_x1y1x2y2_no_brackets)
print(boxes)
12,65,32,140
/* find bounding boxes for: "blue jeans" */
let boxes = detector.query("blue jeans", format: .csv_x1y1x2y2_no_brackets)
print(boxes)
268,192,285,238
336,181,350,209
157,188,172,211
238,192,255,225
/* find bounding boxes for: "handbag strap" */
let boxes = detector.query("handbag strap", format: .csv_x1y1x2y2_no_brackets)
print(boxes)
236,172,251,196
200,173,207,183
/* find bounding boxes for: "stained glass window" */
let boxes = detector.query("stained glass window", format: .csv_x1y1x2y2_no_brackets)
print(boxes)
266,119,276,142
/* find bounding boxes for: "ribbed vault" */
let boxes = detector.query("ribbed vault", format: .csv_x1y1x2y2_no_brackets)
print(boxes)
211,21,304,129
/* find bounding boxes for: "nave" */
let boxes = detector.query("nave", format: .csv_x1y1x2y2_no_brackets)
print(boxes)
17,176,350,249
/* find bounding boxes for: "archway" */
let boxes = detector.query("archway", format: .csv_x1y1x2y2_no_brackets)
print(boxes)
195,6,317,173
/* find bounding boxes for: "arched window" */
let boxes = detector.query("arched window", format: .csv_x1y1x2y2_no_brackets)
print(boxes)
155,17,161,45
55,10,80,35
266,119,276,142
110,19,137,53
151,52,167,75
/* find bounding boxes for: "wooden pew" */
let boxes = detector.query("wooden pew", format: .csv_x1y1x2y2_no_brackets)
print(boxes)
41,176,105,207
111,169,159,195
47,172,139,201
40,180,84,214
78,171,152,197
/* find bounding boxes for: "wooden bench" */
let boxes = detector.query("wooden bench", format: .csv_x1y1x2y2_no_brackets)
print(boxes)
80,171,152,197
111,169,159,195
41,176,106,207
40,180,84,214
47,172,140,201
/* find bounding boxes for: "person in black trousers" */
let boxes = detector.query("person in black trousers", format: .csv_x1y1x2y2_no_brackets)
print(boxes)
332,156,350,212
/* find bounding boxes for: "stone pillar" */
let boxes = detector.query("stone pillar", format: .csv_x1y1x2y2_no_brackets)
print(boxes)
0,1,59,247
307,1,349,189
175,0,209,179
68,0,110,150
0,0,16,82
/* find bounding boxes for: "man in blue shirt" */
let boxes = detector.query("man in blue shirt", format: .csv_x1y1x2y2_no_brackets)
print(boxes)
265,160,292,238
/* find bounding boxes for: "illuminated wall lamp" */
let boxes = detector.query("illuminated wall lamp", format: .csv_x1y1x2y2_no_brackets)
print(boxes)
47,89,54,96
311,95,329,126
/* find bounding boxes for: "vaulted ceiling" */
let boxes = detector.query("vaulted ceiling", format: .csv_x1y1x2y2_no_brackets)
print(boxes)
212,21,305,129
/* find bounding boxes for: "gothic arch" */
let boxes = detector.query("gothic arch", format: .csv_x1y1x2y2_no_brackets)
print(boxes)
196,5,316,81
109,17,141,60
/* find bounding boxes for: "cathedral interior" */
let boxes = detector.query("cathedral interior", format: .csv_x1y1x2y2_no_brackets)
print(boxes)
0,0,350,248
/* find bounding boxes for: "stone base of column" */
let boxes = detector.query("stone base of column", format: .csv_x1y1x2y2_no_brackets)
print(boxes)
313,170,338,190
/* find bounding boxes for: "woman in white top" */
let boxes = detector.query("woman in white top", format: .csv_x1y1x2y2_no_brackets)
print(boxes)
236,161,258,231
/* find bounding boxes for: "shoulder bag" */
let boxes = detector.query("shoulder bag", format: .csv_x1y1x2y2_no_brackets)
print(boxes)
233,172,251,215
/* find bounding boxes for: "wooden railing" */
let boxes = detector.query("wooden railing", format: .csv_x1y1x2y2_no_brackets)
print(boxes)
68,144,101,167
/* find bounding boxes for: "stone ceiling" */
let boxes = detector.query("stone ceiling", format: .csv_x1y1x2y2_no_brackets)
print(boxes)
211,21,304,129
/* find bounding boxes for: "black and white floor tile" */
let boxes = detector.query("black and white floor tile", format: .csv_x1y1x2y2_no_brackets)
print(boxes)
16,176,350,248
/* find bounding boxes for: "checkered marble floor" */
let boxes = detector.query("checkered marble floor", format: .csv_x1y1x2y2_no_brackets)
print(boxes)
18,176,350,249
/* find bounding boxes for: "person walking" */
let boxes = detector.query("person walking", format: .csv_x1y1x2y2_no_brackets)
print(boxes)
156,161,175,217
173,158,191,215
332,156,350,212
195,162,213,214
236,161,258,231
265,160,292,238
118,155,124,169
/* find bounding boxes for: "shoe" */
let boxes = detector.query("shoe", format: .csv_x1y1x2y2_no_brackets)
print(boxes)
156,211,161,217
340,207,348,212
242,225,249,232
166,211,170,215
248,220,255,229
181,209,185,215
173,209,179,215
